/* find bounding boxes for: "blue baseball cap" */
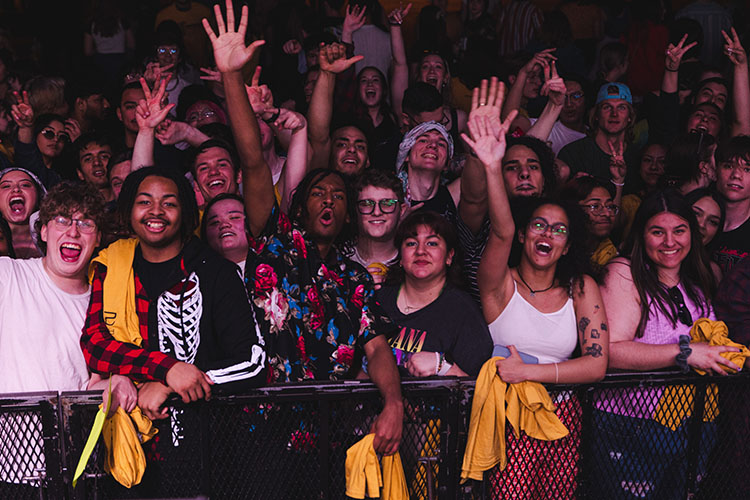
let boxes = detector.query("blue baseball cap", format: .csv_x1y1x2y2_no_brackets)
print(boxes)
596,82,632,105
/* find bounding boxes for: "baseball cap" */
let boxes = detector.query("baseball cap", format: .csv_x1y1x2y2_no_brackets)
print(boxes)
596,83,632,105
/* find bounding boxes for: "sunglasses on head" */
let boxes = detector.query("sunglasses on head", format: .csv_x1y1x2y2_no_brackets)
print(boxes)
668,286,693,327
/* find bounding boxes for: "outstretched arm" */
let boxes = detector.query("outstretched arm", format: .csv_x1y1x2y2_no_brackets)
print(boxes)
724,28,750,137
307,43,363,170
463,112,517,324
273,109,309,212
459,77,506,234
388,3,411,118
10,90,34,145
364,335,403,456
203,0,273,237
502,48,556,122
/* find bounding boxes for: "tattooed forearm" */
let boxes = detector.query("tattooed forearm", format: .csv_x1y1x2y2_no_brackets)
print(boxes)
590,328,600,339
578,317,590,336
601,322,608,332
585,343,603,358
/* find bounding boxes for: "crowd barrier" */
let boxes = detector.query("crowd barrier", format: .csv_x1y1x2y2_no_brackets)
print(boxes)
1,372,749,500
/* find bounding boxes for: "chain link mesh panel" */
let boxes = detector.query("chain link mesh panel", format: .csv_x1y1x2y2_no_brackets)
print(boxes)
4,374,748,500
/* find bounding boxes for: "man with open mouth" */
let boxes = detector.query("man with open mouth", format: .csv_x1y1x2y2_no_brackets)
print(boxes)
206,0,404,458
0,182,134,493
75,130,115,203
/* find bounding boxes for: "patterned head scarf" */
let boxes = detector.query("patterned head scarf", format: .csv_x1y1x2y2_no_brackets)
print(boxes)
395,121,454,203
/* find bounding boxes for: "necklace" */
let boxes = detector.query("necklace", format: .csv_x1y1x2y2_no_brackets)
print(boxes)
399,286,421,313
516,269,555,297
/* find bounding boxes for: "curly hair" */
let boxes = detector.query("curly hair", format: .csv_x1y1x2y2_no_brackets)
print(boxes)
35,181,107,254
506,136,557,196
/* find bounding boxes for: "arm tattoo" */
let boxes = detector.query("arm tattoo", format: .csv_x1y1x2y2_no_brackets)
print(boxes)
590,328,600,339
578,317,590,336
601,322,608,332
585,343,603,358
594,304,600,312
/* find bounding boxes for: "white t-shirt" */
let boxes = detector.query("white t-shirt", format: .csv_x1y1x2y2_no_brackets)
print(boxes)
0,257,91,394
528,118,586,155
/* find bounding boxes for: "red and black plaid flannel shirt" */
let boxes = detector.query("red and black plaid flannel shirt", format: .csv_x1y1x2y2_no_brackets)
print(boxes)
80,263,178,383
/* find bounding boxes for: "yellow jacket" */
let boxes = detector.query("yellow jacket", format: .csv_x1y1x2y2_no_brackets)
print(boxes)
460,357,568,482
654,319,750,430
345,433,409,499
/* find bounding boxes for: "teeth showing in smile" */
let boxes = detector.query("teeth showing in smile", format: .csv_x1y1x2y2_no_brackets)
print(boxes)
662,249,679,255
60,242,82,261
220,230,235,238
146,220,165,229
209,179,225,188
536,242,552,254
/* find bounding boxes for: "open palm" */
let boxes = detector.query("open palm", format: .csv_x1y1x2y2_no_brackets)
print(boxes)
202,0,264,74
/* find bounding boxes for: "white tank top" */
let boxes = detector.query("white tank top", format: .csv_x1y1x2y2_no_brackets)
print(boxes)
488,281,578,364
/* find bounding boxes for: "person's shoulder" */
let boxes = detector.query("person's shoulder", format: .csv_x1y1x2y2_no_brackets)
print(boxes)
559,136,592,155
602,257,634,282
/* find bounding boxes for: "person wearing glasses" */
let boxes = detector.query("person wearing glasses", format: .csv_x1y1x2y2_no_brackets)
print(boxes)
11,90,79,189
594,189,740,499
0,182,135,493
559,176,620,271
150,22,200,108
464,112,608,498
351,169,406,286
375,210,492,378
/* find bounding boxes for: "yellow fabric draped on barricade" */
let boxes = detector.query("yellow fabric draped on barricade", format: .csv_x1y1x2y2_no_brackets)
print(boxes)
345,433,409,499
654,318,750,430
75,238,157,488
460,357,569,482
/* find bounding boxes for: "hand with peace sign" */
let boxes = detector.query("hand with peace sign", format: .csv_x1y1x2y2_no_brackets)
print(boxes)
202,0,265,74
665,33,697,72
245,66,274,115
607,139,627,187
540,60,567,107
722,27,747,67
135,76,175,131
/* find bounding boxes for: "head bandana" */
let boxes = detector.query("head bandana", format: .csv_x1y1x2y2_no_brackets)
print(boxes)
395,121,453,202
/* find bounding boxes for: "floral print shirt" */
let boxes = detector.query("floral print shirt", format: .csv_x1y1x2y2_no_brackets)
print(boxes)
247,205,395,383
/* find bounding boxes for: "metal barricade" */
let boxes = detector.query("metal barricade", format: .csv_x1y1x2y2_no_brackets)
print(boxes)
2,373,749,499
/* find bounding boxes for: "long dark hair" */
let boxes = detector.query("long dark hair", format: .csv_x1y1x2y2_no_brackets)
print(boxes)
662,132,716,189
515,198,591,295
684,187,726,251
620,189,715,337
387,210,464,288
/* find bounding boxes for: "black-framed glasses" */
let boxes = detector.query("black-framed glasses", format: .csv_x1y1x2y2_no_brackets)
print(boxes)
52,215,97,234
40,129,69,143
157,47,179,56
357,198,399,215
580,203,620,215
528,217,568,239
668,286,693,326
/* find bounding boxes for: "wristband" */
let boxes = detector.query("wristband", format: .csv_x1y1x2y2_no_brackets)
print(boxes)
438,360,453,376
434,351,441,375
676,335,692,373
263,108,280,124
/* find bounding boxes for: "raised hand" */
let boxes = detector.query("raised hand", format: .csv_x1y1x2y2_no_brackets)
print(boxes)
608,139,626,185
318,42,363,75
199,66,222,83
469,77,505,122
245,65,274,114
388,2,412,26
10,90,34,128
540,61,566,106
342,4,367,37
202,0,265,74
665,33,698,72
144,61,174,84
521,48,556,77
282,39,302,55
462,112,517,170
722,27,746,66
64,118,82,143
273,108,306,132
135,76,176,130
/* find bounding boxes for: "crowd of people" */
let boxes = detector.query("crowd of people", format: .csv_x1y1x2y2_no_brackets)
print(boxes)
1,0,750,498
